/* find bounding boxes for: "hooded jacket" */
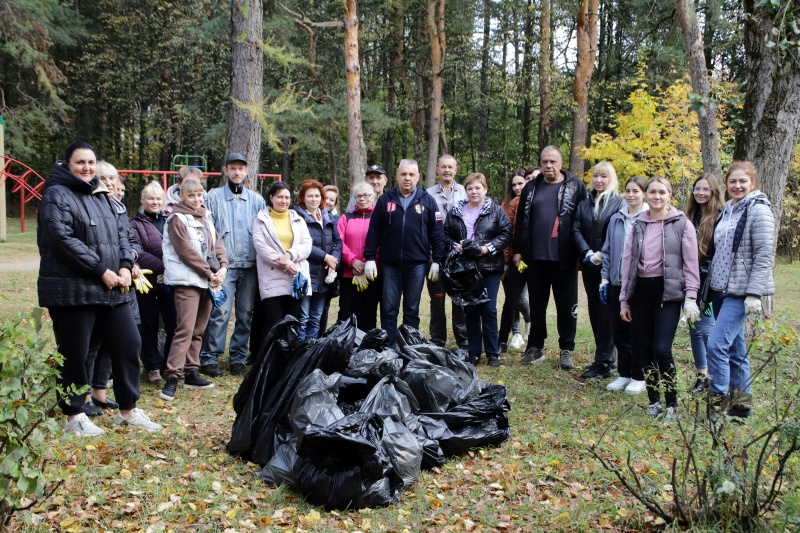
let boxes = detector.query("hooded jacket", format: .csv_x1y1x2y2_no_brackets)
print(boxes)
252,206,312,299
363,187,445,266
600,204,646,286
293,206,342,293
163,202,228,289
37,163,134,308
444,198,512,273
620,207,700,308
512,169,589,269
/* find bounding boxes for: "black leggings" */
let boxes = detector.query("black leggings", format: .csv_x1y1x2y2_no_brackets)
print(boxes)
608,284,641,380
630,277,681,407
49,304,142,415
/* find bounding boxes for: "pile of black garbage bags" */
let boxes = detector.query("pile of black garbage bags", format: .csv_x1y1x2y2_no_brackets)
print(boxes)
227,316,511,510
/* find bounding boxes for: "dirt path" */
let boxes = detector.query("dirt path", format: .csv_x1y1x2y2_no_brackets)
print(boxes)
0,255,39,272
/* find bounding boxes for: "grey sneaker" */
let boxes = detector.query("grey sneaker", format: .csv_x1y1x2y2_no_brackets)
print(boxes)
63,413,105,437
521,347,544,365
664,406,679,422
559,350,574,369
114,408,162,432
646,402,664,418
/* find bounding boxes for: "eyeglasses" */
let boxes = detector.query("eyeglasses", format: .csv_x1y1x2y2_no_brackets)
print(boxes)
355,193,373,199
692,187,711,193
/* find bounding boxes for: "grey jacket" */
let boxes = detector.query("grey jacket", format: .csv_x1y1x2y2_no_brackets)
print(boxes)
711,191,775,297
205,185,266,268
600,205,646,286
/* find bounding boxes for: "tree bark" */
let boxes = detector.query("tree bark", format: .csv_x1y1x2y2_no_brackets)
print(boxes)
538,0,552,152
385,2,405,176
425,0,446,187
569,0,599,175
675,0,722,179
478,0,491,158
520,0,534,163
734,0,800,235
344,0,367,186
227,0,263,186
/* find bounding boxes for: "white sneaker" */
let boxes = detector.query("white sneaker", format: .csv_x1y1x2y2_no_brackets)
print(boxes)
606,376,632,391
63,413,105,437
625,379,647,395
508,333,525,350
114,408,163,432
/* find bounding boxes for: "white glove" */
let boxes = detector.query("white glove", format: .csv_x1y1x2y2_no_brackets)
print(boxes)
590,251,603,265
428,262,440,282
325,270,337,284
365,260,378,281
683,298,701,326
744,296,762,315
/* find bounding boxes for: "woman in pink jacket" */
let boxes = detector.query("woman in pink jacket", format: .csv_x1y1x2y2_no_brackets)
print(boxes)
337,181,381,331
252,182,312,346
620,177,700,421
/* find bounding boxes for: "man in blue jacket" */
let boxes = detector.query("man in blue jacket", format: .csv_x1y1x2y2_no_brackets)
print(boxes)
364,159,445,347
200,153,266,376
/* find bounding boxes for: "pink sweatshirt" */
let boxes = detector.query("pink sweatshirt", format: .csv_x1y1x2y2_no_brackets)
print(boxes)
620,207,700,308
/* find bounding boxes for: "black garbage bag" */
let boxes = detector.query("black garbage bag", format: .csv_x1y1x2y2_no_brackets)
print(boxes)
404,414,450,469
358,328,390,351
421,383,511,457
230,315,358,466
228,317,300,461
460,239,482,257
380,417,423,488
397,324,428,346
358,375,419,423
399,359,463,413
294,412,404,510
289,370,346,439
440,251,489,307
345,349,404,382
255,427,298,486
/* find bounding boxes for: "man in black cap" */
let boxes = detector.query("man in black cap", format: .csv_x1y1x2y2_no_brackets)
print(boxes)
200,153,266,377
346,164,389,213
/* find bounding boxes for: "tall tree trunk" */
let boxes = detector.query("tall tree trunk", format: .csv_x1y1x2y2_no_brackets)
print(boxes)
734,0,800,237
569,0,599,175
538,0,552,152
227,0,263,186
425,0,446,187
344,0,367,186
326,124,338,188
675,0,722,179
385,3,405,175
500,2,509,167
478,0,491,158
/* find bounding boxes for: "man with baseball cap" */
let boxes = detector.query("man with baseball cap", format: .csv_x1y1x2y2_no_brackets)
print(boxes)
200,152,266,377
346,164,389,213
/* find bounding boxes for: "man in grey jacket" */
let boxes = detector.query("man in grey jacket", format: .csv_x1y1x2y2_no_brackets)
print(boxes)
200,153,266,376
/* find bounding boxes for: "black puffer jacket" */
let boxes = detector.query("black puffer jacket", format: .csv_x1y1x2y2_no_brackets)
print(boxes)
444,198,512,273
293,206,342,293
512,169,588,269
572,191,625,256
37,164,134,308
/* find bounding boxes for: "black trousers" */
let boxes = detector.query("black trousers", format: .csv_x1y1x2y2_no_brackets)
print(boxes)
85,341,113,391
582,269,616,364
338,276,382,332
49,304,142,415
498,264,529,345
608,284,641,380
525,260,578,351
136,285,177,371
630,277,681,407
426,277,467,348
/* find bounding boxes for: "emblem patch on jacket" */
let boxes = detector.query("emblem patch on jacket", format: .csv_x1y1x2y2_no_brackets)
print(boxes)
415,204,424,214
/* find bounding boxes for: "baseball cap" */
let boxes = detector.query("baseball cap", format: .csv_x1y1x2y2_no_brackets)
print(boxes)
365,164,386,175
225,153,248,165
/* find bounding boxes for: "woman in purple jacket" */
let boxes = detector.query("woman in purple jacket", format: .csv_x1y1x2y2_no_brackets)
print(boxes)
620,177,700,421
129,181,177,383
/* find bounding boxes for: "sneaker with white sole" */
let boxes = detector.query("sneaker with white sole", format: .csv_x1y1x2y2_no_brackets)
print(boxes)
508,333,525,351
624,379,646,395
114,408,162,432
606,376,632,391
63,413,105,437
646,402,664,418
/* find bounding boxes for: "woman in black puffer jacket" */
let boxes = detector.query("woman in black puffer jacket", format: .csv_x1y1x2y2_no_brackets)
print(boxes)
38,141,161,437
572,161,625,380
444,173,512,367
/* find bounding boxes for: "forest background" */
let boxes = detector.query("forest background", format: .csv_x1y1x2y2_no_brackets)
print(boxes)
2,0,800,252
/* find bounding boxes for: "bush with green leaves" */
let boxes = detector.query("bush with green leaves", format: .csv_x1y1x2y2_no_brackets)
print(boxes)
0,309,70,531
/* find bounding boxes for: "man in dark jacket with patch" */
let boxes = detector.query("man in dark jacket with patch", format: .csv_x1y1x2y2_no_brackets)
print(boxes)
364,159,445,347
512,146,588,369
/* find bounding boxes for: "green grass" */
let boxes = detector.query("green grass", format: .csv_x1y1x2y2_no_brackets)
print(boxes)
3,237,800,531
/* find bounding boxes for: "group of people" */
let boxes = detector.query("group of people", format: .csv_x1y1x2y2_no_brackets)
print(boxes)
38,140,774,437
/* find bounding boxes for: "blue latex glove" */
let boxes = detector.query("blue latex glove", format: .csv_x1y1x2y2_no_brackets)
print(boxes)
291,271,309,299
206,286,227,309
599,281,609,305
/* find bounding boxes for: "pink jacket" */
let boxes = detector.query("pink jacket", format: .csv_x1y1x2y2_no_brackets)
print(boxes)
252,207,312,299
338,206,376,278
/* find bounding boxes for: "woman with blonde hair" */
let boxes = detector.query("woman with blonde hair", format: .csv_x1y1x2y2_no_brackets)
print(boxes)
572,161,625,377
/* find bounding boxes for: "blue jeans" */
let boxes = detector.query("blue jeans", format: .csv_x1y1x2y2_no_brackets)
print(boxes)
706,291,751,396
689,308,714,370
299,292,328,340
381,263,428,347
465,272,502,358
200,266,258,366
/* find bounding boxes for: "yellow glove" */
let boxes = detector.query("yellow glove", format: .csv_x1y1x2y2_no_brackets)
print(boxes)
133,269,154,294
353,274,369,292
518,260,528,273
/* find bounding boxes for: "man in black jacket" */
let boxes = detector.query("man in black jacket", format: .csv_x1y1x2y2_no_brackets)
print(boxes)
512,146,588,369
364,159,445,347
